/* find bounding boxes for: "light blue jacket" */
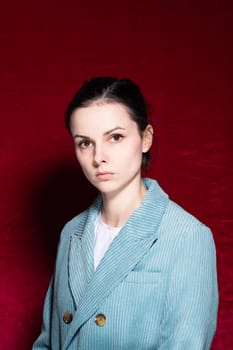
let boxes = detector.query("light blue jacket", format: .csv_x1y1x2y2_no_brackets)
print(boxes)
33,179,218,349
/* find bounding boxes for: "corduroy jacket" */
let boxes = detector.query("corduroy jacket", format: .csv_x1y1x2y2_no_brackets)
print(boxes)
33,178,218,350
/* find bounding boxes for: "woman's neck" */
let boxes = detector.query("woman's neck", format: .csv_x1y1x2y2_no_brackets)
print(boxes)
100,178,147,227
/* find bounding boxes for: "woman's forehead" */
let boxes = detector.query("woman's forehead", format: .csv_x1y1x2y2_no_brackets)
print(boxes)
71,103,138,138
70,102,135,132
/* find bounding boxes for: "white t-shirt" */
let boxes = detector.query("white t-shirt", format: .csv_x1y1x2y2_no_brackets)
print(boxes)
94,213,122,270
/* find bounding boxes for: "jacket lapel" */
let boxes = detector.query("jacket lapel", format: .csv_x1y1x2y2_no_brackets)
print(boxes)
64,179,169,350
68,196,101,306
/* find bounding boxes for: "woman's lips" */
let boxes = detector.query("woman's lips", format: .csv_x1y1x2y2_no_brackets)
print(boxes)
96,172,114,181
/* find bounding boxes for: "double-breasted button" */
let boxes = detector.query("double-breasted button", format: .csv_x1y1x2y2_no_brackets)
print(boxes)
95,313,106,326
63,311,73,324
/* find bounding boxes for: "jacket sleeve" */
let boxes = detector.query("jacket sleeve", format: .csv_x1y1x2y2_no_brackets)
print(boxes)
32,277,54,349
158,225,218,349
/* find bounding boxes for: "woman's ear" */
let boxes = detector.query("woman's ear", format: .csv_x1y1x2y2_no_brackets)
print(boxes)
142,124,153,153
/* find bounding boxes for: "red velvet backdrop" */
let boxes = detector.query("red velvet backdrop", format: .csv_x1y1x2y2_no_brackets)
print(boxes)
0,1,232,349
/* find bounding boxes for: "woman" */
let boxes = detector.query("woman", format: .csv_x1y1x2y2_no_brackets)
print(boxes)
33,77,218,349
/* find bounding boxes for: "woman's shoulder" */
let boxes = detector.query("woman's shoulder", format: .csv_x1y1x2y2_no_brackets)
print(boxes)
161,198,212,241
145,178,211,235
166,199,203,226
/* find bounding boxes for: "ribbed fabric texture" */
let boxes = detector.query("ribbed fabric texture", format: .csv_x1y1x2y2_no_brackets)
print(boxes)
32,179,218,350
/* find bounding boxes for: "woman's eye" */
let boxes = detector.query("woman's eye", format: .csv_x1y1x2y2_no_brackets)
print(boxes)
111,134,123,142
78,140,91,149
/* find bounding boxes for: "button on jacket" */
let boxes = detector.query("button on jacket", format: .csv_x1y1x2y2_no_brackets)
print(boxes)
32,179,218,350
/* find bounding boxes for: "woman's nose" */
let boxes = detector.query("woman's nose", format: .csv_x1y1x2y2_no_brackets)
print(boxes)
93,144,107,166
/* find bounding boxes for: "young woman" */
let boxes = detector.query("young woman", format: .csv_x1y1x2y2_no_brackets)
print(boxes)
33,77,218,349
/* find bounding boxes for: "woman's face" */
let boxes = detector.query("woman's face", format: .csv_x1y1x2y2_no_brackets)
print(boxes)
70,102,152,196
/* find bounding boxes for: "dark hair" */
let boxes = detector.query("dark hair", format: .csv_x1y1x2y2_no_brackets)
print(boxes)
65,77,151,169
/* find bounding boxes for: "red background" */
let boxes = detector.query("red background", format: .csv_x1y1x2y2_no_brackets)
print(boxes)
0,1,232,349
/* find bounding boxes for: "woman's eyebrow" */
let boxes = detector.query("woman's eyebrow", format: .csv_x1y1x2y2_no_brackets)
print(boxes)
73,127,126,140
73,134,90,140
103,126,126,135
